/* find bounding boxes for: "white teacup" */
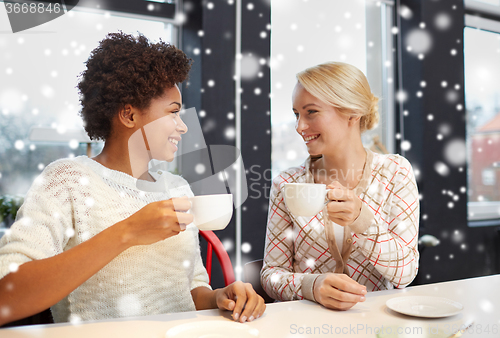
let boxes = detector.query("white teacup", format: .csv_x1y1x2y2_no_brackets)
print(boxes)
283,183,328,217
188,194,233,231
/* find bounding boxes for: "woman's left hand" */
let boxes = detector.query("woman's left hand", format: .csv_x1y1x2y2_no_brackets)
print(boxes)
326,181,362,227
215,281,266,322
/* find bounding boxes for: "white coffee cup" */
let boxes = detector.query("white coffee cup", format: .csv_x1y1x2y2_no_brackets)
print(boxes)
283,183,329,217
188,194,233,231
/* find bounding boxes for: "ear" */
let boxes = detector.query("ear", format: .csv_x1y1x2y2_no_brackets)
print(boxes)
117,104,137,129
348,114,362,127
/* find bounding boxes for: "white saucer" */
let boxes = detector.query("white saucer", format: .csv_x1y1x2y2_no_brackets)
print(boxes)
165,320,260,338
386,296,463,318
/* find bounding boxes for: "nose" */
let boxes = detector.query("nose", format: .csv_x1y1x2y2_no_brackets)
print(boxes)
295,115,308,135
176,114,188,134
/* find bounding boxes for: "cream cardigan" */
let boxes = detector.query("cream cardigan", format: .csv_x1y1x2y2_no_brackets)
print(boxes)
0,156,210,322
261,149,419,301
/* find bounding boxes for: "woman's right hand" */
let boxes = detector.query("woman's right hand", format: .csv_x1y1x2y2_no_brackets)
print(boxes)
119,196,193,247
313,273,367,311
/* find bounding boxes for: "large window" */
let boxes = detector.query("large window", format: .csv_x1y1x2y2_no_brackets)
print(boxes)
464,8,500,224
270,0,395,174
0,3,177,229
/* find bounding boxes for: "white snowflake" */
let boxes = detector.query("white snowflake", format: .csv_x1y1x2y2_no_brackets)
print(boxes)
399,5,413,19
222,238,233,251
225,127,235,140
117,294,142,318
1,306,11,318
479,300,494,313
434,162,449,176
8,263,19,273
443,139,466,166
435,13,452,30
286,150,297,161
396,90,408,103
65,228,75,238
240,54,260,80
41,85,55,98
401,140,411,151
69,139,79,149
241,242,252,253
14,140,24,150
195,163,206,175
445,90,459,103
405,29,433,54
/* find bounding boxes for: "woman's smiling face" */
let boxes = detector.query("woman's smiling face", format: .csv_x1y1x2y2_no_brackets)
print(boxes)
292,82,350,156
139,85,187,162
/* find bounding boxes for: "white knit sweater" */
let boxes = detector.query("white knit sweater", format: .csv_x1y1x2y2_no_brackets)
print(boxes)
0,156,210,323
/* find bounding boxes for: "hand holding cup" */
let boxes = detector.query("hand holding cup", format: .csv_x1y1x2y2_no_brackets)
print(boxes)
325,181,362,227
120,196,193,247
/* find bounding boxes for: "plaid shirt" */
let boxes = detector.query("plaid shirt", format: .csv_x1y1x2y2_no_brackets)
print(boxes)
261,149,419,301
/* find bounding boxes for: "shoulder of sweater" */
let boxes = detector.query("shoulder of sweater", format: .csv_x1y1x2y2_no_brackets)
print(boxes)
370,152,414,183
372,152,412,170
272,162,307,187
21,157,93,202
40,157,93,179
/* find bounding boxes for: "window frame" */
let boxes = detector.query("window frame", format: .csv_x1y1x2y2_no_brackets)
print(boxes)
463,7,500,226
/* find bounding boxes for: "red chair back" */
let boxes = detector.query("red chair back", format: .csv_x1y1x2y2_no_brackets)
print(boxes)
199,230,235,287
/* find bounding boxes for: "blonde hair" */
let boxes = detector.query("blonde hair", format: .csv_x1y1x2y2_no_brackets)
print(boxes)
296,62,379,132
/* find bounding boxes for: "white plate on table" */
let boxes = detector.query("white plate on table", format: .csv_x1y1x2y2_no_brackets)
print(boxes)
386,296,463,318
165,320,260,338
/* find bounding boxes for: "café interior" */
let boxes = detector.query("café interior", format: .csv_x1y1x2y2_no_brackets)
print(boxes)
0,0,499,335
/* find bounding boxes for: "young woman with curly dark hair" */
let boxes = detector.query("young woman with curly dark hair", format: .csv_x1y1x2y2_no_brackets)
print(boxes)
0,32,265,326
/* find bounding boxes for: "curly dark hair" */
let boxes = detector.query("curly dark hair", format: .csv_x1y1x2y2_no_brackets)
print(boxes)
77,32,192,140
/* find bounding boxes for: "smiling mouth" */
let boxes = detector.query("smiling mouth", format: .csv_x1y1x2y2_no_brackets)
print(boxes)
304,134,319,142
169,138,179,146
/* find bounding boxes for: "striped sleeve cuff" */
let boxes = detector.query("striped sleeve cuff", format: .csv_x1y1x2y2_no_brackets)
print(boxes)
302,274,321,302
350,203,373,234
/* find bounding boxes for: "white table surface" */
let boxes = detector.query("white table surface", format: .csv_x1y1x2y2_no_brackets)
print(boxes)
1,275,499,338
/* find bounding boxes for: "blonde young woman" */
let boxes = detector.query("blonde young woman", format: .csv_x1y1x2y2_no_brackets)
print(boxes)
261,62,419,310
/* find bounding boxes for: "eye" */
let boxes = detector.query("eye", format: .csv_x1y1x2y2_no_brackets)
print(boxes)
172,110,180,116
293,111,299,119
307,110,318,115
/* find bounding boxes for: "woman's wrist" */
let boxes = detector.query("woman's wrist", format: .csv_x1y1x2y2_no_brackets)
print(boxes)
212,288,222,309
110,220,135,251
